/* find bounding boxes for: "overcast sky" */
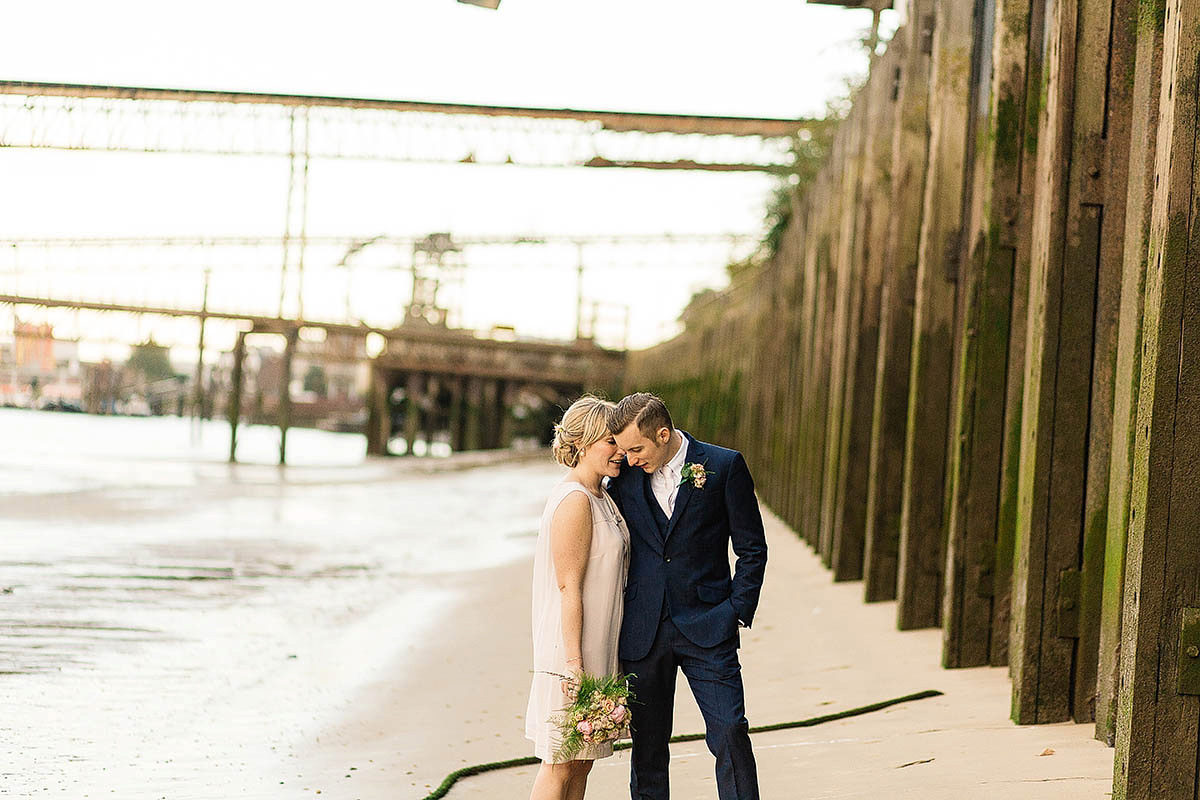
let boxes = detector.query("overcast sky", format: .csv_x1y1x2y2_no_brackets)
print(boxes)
0,0,897,357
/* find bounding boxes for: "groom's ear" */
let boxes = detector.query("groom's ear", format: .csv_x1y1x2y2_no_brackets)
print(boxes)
655,427,671,445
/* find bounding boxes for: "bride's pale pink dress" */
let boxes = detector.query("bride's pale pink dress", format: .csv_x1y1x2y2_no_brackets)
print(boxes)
525,481,630,762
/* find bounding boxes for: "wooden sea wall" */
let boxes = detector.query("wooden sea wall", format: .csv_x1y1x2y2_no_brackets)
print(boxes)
623,1,1200,797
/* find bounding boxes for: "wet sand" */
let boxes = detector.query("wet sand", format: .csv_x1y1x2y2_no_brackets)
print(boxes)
2,420,1114,799
397,502,1116,800
1,426,556,799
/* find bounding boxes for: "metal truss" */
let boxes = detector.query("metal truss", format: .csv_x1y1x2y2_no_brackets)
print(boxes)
0,81,820,172
0,232,758,335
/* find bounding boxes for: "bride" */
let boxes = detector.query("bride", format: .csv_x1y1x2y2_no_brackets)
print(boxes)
526,395,630,800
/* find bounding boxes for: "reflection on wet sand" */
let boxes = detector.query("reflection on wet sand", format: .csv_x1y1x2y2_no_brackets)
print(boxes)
1,410,556,797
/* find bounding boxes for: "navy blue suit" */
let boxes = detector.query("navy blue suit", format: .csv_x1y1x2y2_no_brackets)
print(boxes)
607,434,767,800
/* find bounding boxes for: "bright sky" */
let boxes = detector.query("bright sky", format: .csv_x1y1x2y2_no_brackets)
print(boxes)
0,0,896,360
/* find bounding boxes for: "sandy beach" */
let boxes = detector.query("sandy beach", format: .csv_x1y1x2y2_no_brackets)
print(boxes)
379,506,1116,800
2,411,1114,798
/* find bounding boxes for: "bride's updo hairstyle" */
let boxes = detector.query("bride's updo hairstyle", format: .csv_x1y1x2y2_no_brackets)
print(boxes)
551,395,614,468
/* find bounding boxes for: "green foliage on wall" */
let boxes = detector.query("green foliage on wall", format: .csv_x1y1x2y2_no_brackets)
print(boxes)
640,370,744,447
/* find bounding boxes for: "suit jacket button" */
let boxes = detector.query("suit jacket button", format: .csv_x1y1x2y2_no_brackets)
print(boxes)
665,557,671,562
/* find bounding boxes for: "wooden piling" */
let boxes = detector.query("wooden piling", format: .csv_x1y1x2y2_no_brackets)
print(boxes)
895,0,978,630
1113,1,1200,795
829,49,898,583
941,0,1048,669
863,20,929,604
1010,0,1133,724
612,2,1200,794
1096,0,1166,745
818,102,865,567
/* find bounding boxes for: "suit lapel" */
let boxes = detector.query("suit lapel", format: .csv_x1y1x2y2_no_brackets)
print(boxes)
620,467,664,555
664,437,705,541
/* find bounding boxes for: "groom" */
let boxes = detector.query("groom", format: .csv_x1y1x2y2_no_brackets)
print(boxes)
606,392,767,800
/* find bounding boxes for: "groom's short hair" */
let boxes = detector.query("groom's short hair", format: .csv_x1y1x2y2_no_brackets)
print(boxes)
609,392,674,438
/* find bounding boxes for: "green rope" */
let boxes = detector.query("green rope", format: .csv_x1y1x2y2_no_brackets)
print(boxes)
419,689,943,800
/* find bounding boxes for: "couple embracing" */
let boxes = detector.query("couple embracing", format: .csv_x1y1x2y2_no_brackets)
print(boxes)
526,392,768,800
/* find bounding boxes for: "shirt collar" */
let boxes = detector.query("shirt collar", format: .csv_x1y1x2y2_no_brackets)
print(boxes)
662,430,689,476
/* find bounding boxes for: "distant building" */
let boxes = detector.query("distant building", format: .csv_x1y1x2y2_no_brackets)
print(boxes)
2,320,82,407
211,331,369,430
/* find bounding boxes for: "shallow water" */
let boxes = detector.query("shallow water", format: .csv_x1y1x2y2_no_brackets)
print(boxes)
0,409,560,797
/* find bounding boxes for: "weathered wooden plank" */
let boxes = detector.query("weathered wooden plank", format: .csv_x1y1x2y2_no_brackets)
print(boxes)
1114,0,1200,795
863,21,929,604
895,0,978,631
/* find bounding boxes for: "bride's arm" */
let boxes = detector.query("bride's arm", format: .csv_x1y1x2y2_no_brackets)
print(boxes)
551,492,593,674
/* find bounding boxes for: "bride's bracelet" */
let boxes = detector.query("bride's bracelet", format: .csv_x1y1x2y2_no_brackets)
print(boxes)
566,656,583,664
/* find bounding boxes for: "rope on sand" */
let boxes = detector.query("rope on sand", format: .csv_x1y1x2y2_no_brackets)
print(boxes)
418,688,943,800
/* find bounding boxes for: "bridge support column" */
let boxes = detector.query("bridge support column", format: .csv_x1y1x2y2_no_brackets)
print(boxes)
403,372,423,456
498,380,515,449
366,368,392,456
449,376,466,453
464,377,484,452
228,330,248,464
423,374,440,454
278,325,298,466
481,379,501,449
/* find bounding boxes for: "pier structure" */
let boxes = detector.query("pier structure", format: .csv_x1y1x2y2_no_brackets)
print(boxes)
0,292,622,463
626,0,1200,797
365,325,623,456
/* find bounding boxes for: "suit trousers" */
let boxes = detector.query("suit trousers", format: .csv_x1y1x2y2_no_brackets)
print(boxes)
623,617,759,800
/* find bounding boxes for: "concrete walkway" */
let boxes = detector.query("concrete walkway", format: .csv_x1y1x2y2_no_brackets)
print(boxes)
384,504,1114,800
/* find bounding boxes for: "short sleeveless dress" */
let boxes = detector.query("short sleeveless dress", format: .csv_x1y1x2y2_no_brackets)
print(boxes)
525,481,630,762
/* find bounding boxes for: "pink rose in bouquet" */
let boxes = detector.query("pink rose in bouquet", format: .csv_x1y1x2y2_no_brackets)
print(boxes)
546,670,634,761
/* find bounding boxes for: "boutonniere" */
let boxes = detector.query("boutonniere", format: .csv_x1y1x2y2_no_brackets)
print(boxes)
679,462,711,489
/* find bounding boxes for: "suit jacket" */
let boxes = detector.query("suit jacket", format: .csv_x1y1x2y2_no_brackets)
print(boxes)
607,433,767,662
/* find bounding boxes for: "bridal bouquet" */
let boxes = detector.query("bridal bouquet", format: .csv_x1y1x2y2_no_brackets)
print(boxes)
551,670,634,761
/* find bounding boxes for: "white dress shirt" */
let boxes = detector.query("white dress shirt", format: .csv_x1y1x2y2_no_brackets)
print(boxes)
650,431,689,518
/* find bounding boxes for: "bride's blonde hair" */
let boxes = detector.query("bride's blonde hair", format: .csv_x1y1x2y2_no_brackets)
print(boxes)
551,395,614,468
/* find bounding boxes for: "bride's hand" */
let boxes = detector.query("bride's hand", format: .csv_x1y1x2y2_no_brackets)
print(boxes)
561,662,582,702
